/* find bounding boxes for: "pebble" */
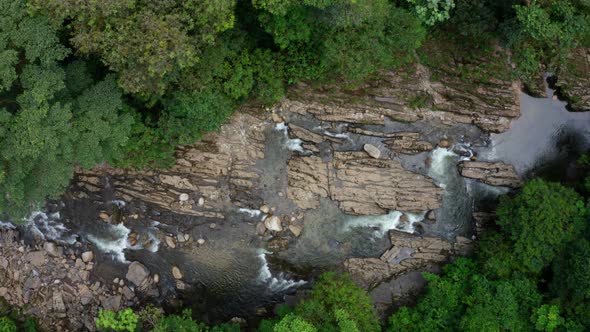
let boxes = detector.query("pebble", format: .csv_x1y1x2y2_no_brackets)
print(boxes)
179,193,189,202
172,266,183,279
81,251,94,263
259,205,270,214
197,238,205,245
113,278,120,284
153,274,160,284
198,197,205,206
209,223,217,229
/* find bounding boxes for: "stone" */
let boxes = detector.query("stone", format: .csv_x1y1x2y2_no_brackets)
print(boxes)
121,286,135,300
81,251,94,263
383,132,433,154
271,113,284,123
99,212,110,221
267,237,290,251
75,258,85,269
176,280,186,290
255,222,267,236
165,236,176,249
172,266,183,279
43,242,60,257
264,216,283,232
438,139,451,148
289,225,303,237
196,238,205,245
79,270,90,281
52,291,66,313
126,261,150,286
113,278,120,284
184,234,190,241
153,274,160,284
0,287,8,297
101,295,122,311
209,223,217,229
426,210,436,221
79,286,93,305
198,197,205,206
177,233,186,243
363,144,381,159
179,193,189,202
260,205,270,214
458,161,522,188
26,251,45,267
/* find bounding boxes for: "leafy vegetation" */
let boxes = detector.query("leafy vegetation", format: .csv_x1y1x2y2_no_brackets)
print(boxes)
388,179,590,332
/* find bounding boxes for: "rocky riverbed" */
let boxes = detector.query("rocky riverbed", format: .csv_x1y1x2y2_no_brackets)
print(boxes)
1,46,590,330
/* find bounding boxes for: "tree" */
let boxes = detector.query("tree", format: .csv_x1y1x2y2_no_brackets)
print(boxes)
273,314,317,332
294,272,380,332
406,0,455,26
96,309,139,332
495,179,587,274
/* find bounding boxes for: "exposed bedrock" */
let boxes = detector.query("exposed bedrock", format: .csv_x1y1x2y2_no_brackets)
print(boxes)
73,111,268,219
556,47,590,112
287,152,443,215
344,230,474,289
458,161,522,188
286,48,520,133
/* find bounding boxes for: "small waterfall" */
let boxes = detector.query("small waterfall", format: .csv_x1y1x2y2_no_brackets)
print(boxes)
429,147,459,188
274,123,311,154
256,249,306,292
86,223,131,263
24,211,78,244
343,211,425,237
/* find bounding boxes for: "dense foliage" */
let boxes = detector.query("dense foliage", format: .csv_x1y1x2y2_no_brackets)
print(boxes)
388,179,590,331
1,0,589,224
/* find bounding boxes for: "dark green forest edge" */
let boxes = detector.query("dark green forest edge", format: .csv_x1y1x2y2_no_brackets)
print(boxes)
1,0,590,331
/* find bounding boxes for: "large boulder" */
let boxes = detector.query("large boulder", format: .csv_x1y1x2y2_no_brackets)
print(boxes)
126,261,150,286
264,216,283,232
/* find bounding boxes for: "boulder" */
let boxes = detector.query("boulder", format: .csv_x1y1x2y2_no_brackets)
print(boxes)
81,251,94,263
179,193,189,202
165,236,176,249
264,216,283,232
172,266,183,279
126,261,150,286
43,242,60,257
26,251,45,267
363,144,381,159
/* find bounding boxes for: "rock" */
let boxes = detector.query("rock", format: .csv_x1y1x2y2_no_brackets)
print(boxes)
126,261,150,286
75,258,85,269
209,223,217,229
271,113,284,123
0,287,8,297
113,278,120,285
153,274,160,284
43,242,60,257
165,236,176,249
172,266,183,279
99,212,110,221
119,279,124,286
179,193,189,202
176,280,186,290
363,144,381,159
101,295,122,311
256,222,267,236
260,205,270,214
438,139,451,148
264,216,283,232
383,132,433,155
197,197,205,206
426,210,436,221
458,161,522,188
177,233,186,243
26,251,45,267
289,225,303,237
196,238,205,245
79,270,90,281
230,317,246,325
121,286,135,300
79,286,93,305
81,251,94,263
52,291,66,313
267,237,290,251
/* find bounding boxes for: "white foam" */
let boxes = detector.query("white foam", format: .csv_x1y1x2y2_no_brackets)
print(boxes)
86,223,131,263
323,131,351,141
344,211,424,237
274,123,311,154
110,200,126,208
239,208,262,218
256,249,306,292
24,211,77,244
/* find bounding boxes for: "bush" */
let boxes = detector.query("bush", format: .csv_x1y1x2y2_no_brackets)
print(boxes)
0,317,16,332
96,309,139,332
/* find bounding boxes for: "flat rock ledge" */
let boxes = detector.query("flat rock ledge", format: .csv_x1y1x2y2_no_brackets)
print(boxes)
556,47,590,112
287,152,443,214
458,161,522,188
344,230,474,289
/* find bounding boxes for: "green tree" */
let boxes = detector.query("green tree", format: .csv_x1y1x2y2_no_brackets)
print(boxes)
295,272,380,332
96,309,139,332
273,314,317,332
531,305,566,332
0,317,16,332
495,179,587,274
406,0,455,26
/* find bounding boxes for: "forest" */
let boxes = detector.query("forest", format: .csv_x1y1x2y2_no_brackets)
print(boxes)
1,0,590,331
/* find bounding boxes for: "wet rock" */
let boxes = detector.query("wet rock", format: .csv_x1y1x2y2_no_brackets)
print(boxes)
383,132,433,155
126,261,150,286
165,236,176,249
153,274,160,284
264,216,283,232
289,225,303,237
172,266,183,279
43,242,60,257
363,144,381,159
255,222,267,236
128,233,138,247
458,161,522,188
260,205,270,214
81,251,94,263
26,251,45,267
267,237,290,251
179,193,189,202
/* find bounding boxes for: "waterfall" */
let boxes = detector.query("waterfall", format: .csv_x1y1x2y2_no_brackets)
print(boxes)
86,223,131,263
256,249,306,292
274,123,311,154
343,211,426,237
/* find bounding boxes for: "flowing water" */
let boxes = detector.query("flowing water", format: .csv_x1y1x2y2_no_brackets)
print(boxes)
2,82,590,322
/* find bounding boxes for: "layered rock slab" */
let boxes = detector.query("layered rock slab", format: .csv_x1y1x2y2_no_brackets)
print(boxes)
287,152,443,215
556,47,590,112
458,161,522,188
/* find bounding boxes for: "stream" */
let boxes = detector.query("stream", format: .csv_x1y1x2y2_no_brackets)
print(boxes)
2,83,590,323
